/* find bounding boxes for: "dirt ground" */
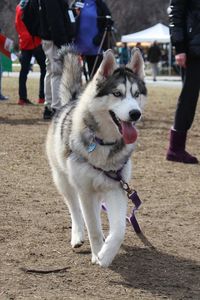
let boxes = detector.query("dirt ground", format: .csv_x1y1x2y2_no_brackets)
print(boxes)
0,77,200,300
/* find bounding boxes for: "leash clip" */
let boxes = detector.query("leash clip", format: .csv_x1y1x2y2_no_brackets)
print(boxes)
120,179,133,197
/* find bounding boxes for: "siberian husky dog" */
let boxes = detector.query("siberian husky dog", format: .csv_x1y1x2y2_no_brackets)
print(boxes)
46,47,147,267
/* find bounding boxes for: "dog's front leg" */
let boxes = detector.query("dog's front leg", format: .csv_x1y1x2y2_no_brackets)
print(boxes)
78,191,104,264
52,168,85,248
98,188,127,267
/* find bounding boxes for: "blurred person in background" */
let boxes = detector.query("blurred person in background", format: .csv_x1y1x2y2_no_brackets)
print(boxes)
0,52,8,101
119,42,130,67
72,0,113,79
39,0,74,119
15,0,46,105
136,42,145,60
147,40,162,81
0,27,8,101
166,0,200,164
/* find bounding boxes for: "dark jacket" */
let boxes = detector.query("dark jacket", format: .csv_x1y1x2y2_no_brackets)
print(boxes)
39,0,73,47
147,44,161,63
71,0,112,50
169,0,200,57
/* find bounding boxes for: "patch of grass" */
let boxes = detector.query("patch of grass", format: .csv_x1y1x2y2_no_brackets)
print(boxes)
2,76,40,102
2,76,181,104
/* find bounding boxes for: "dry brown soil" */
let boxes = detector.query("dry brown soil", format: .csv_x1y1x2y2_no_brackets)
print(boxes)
0,77,200,300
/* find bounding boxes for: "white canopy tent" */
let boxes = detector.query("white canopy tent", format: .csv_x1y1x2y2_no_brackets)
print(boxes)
121,23,172,75
121,23,170,44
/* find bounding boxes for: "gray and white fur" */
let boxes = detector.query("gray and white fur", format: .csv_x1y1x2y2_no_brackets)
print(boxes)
46,46,147,267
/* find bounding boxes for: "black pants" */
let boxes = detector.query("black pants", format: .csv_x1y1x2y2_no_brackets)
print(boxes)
84,55,103,79
19,45,46,100
174,58,200,131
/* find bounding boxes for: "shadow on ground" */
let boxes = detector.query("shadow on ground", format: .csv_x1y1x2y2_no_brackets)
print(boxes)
110,243,200,300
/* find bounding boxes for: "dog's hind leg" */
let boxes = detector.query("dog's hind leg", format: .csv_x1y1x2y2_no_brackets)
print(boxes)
97,189,127,267
52,168,85,248
78,191,104,264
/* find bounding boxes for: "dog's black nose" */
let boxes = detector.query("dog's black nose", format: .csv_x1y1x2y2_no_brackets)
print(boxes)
129,109,141,121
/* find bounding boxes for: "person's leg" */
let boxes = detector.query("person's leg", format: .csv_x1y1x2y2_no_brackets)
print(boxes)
85,55,103,78
51,44,63,110
42,40,53,109
174,60,200,131
42,40,62,110
41,41,54,119
166,58,200,163
42,40,62,119
0,63,7,100
33,45,46,101
0,57,8,100
151,63,157,81
18,50,32,102
0,55,2,95
155,62,159,78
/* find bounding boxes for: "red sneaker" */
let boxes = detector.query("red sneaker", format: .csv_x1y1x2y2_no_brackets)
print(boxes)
18,99,34,105
18,99,26,105
37,98,45,104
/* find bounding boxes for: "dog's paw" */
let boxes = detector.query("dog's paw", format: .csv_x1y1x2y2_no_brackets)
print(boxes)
97,258,112,267
71,231,85,248
71,239,84,248
91,253,112,267
97,251,113,267
91,254,99,265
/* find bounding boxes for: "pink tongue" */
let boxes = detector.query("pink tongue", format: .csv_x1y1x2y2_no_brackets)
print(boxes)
121,121,138,144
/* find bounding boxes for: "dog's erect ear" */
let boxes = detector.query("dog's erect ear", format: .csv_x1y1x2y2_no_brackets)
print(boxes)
127,48,145,80
97,49,118,78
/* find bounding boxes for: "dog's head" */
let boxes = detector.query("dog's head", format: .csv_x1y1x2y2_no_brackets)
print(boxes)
91,49,147,144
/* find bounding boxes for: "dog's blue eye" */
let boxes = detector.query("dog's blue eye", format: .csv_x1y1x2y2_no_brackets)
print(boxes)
113,91,122,97
134,91,140,98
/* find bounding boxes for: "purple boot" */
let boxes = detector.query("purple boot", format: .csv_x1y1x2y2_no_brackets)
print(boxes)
166,129,198,164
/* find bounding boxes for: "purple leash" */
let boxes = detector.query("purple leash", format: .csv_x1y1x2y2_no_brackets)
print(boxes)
92,160,142,234
102,176,142,234
126,189,142,234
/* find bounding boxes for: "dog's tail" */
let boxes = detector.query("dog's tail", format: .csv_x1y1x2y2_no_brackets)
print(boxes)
58,45,82,106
